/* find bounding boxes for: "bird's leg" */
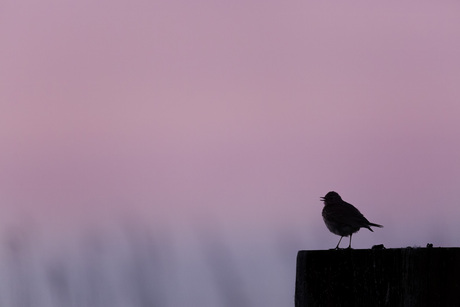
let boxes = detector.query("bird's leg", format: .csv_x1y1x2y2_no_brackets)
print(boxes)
347,234,353,249
335,236,343,249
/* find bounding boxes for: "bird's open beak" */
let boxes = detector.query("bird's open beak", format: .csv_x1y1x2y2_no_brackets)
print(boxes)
320,197,325,201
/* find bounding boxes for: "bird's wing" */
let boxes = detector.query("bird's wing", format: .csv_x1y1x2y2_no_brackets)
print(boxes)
338,202,372,227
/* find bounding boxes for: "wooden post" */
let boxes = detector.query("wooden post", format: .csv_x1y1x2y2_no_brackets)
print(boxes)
295,247,460,307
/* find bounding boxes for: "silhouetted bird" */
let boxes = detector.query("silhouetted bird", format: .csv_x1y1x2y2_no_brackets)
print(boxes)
321,191,383,249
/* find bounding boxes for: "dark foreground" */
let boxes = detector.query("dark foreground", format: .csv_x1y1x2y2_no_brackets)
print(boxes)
295,247,460,307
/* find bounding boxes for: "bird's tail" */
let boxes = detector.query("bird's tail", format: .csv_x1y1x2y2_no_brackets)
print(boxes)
369,222,383,228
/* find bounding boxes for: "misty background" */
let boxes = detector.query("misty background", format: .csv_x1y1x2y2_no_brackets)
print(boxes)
1,1,460,306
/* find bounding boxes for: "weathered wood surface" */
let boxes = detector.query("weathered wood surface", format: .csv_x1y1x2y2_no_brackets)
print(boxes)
295,248,460,307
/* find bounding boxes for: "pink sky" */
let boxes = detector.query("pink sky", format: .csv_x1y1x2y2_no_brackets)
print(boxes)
1,1,460,248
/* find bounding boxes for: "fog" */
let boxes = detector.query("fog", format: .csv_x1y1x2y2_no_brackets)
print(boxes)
0,218,306,307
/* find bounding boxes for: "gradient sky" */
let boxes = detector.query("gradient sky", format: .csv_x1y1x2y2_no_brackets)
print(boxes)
1,0,460,251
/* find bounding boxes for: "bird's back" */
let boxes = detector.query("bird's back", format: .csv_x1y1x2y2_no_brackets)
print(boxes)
322,201,373,235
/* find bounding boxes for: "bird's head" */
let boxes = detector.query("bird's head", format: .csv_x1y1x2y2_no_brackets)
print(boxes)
320,191,342,205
